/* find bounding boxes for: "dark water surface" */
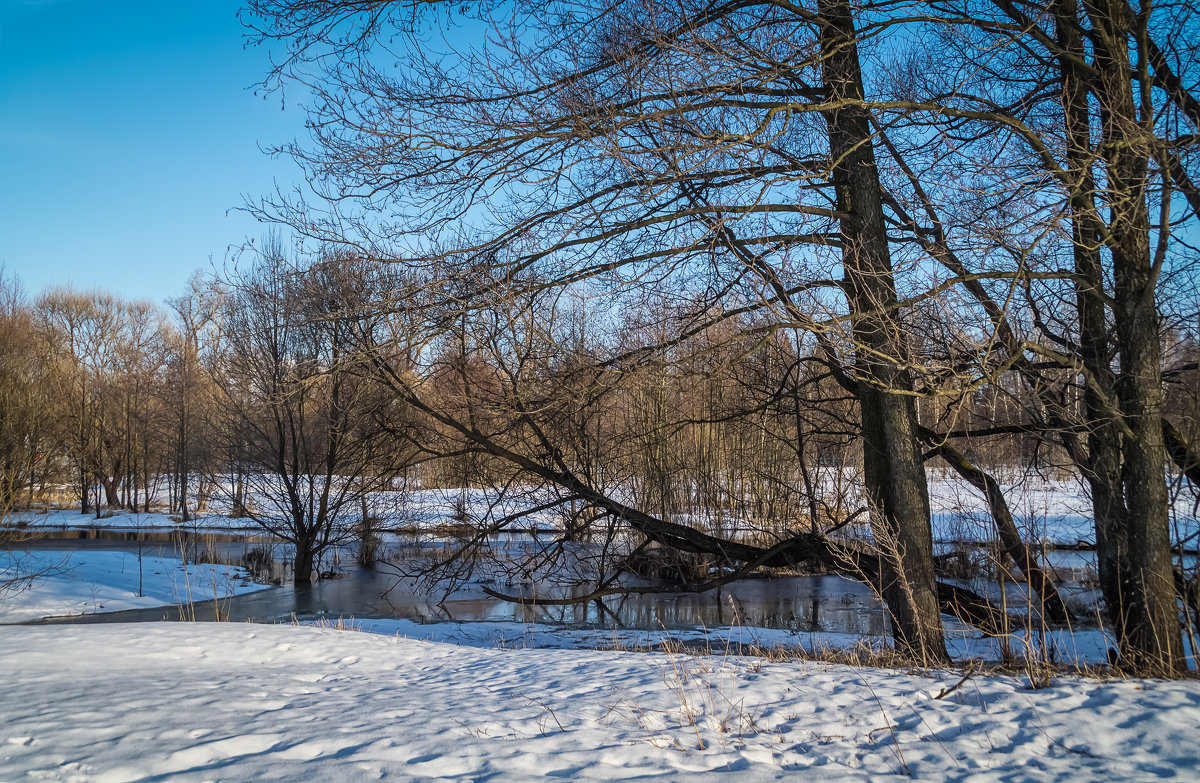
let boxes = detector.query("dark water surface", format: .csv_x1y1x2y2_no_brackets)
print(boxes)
18,537,887,634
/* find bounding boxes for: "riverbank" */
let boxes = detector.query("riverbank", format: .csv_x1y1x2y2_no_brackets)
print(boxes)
0,549,265,623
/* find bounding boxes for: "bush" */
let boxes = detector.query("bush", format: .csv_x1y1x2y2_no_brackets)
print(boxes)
241,546,275,582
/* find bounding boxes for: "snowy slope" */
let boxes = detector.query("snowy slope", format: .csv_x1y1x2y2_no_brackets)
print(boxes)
1,623,1198,781
0,550,267,623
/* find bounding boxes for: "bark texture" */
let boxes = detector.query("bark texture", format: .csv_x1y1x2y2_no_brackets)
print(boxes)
819,0,947,663
1084,0,1184,673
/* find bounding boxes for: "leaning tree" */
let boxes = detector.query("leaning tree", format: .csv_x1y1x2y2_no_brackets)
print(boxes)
243,0,1200,669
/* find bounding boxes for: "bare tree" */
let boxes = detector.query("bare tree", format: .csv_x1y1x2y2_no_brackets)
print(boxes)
876,0,1200,673
0,273,58,512
239,0,1200,669
217,243,404,582
34,289,168,516
241,0,1113,662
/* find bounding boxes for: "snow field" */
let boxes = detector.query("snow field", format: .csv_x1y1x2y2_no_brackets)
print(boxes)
1,623,1198,781
11,473,1199,547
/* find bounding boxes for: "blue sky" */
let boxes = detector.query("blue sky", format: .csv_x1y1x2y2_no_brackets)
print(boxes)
0,0,301,305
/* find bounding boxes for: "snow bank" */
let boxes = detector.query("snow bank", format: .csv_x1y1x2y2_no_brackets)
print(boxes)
1,623,1197,781
8,508,262,533
0,550,267,623
305,616,1127,670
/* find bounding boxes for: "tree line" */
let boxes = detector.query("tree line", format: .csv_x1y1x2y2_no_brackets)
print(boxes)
0,254,418,583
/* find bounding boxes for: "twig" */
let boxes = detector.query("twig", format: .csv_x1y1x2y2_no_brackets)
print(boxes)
860,674,910,776
935,663,979,700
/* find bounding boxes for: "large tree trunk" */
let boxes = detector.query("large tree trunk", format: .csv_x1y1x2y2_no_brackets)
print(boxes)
818,0,947,663
1085,0,1184,674
1054,4,1131,650
100,474,120,508
294,536,316,584
99,448,122,508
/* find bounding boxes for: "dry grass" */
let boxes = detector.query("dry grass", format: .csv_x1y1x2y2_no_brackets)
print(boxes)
579,628,1159,683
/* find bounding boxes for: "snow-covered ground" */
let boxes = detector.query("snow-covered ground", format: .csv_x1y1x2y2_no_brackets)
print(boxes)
6,507,262,533
294,615,1124,671
5,486,566,534
3,520,1198,780
2,622,1198,782
926,471,1200,547
12,471,1199,549
0,550,267,623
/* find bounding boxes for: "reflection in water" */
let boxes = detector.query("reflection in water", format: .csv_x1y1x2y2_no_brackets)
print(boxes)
20,538,887,635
